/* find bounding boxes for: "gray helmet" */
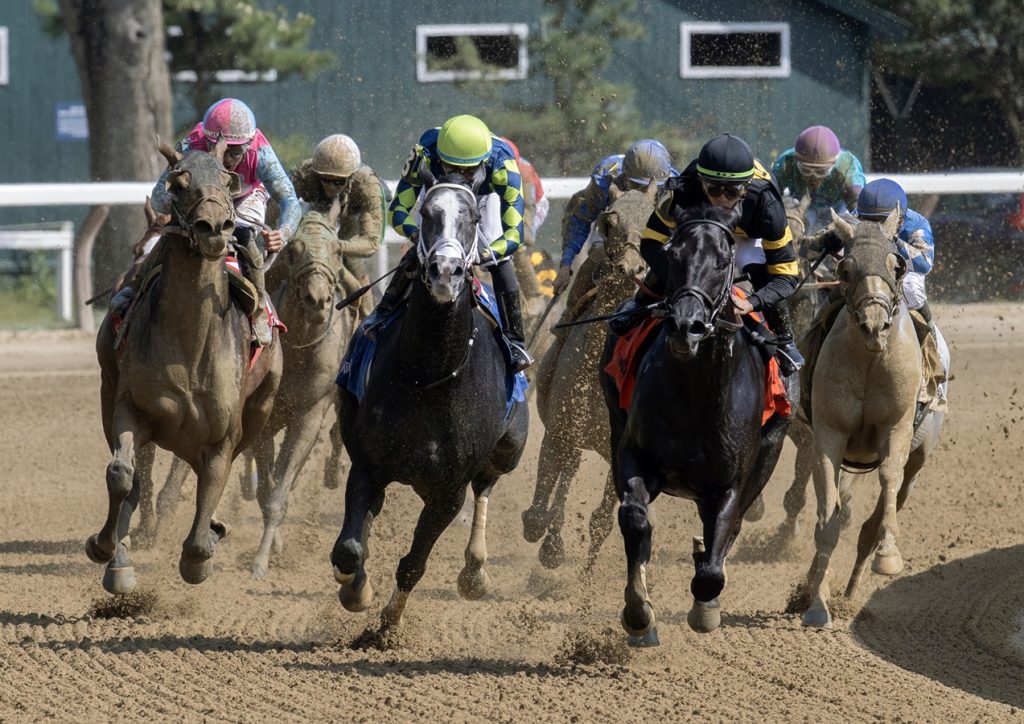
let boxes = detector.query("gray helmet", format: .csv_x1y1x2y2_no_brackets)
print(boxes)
622,139,673,186
311,134,361,178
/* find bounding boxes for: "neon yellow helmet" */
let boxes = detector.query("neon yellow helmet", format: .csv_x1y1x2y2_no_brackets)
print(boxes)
437,115,493,166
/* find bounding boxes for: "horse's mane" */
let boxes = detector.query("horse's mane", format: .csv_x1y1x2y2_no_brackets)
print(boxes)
667,203,741,247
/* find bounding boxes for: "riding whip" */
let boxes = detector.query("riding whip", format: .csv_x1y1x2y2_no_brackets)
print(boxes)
553,300,666,329
791,253,829,295
85,286,114,306
525,292,562,349
335,265,401,310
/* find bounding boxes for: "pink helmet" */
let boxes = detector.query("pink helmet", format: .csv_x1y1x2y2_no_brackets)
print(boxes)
202,98,257,145
794,125,841,166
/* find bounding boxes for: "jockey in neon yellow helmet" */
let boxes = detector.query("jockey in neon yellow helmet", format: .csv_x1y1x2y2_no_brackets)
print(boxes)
375,114,532,372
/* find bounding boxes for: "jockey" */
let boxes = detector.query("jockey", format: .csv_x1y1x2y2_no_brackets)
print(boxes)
617,133,804,375
553,139,677,297
289,134,388,310
149,98,301,345
772,125,866,226
369,114,531,372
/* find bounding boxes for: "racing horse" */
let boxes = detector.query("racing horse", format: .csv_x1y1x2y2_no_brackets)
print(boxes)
599,204,795,645
522,185,654,569
801,208,944,627
331,173,529,632
89,139,282,592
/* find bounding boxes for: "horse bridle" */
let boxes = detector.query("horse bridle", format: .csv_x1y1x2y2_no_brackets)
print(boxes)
416,182,480,276
664,218,738,340
844,243,904,328
167,183,235,255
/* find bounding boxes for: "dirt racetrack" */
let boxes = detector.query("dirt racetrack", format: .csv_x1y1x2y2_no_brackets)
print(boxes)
1,303,1022,722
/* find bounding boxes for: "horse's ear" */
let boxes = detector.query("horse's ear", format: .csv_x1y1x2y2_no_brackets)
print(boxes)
212,134,228,164
287,238,305,266
598,210,619,239
144,196,156,226
468,163,487,194
158,141,182,169
418,163,436,189
830,207,855,242
645,180,660,201
888,251,908,280
167,169,191,191
221,170,242,196
882,204,902,238
836,256,855,283
608,183,623,202
798,192,812,217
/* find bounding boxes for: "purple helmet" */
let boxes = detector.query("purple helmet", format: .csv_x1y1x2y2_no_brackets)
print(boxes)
202,98,257,145
794,125,841,166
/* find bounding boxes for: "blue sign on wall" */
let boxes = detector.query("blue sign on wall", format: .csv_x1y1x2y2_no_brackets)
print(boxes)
55,102,88,141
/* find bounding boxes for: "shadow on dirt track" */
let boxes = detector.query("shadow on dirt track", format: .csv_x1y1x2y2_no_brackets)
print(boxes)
852,544,1024,708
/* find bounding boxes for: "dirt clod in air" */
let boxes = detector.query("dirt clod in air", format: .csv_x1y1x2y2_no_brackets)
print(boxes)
87,588,160,620
556,627,631,666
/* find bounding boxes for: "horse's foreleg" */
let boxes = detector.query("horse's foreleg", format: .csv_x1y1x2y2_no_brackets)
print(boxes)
132,443,157,548
251,432,279,579
458,477,496,601
540,446,580,569
238,449,258,502
179,440,233,585
331,459,380,612
155,455,191,529
582,469,618,577
322,408,345,490
872,430,913,576
687,491,742,633
88,405,145,565
847,489,883,598
618,472,658,646
781,419,815,540
522,433,575,544
802,429,846,628
382,489,465,630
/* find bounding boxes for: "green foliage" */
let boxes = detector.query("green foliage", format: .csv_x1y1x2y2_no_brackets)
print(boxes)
165,0,336,118
31,0,63,38
871,0,1024,161
0,251,64,330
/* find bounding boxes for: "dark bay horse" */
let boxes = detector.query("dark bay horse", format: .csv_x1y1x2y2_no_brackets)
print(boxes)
600,205,795,646
331,176,529,632
89,140,282,592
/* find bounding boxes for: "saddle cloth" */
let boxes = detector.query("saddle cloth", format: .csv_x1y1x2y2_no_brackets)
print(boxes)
604,287,791,424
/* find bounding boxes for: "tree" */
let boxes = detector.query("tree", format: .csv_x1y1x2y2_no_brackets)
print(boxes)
56,0,173,290
164,0,335,120
871,0,1024,164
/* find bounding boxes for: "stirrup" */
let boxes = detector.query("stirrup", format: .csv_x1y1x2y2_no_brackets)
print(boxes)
776,343,804,376
252,313,273,347
508,341,533,373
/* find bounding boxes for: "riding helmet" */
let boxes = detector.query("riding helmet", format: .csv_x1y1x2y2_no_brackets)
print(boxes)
857,179,908,221
437,115,493,166
622,139,673,186
696,134,755,181
202,98,257,145
312,134,362,179
794,125,841,166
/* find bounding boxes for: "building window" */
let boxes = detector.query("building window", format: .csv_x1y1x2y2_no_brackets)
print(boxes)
416,24,528,83
165,26,278,83
0,27,8,86
680,22,790,79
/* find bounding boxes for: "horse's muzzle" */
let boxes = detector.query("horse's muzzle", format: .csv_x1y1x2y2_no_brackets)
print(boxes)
195,233,229,261
427,255,466,303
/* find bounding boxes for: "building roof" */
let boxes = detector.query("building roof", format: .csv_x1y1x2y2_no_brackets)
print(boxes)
813,0,909,39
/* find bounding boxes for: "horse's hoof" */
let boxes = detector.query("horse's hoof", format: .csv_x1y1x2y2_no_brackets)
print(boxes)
521,508,547,543
627,625,661,647
210,518,229,541
872,550,904,576
102,565,138,595
744,494,766,523
333,566,354,585
620,601,655,638
802,600,833,628
251,560,268,580
457,566,491,601
179,556,213,585
538,532,565,570
687,598,722,633
85,535,114,564
338,577,374,613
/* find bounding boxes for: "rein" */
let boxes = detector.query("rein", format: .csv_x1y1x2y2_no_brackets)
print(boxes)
665,218,738,340
169,183,235,254
410,325,479,390
416,182,481,272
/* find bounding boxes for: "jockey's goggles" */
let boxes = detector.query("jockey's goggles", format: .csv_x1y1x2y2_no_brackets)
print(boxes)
441,160,482,179
319,174,349,187
701,178,747,200
796,160,834,180
224,143,251,161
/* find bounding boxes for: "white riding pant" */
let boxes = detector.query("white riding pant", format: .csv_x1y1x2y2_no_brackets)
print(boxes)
902,271,927,310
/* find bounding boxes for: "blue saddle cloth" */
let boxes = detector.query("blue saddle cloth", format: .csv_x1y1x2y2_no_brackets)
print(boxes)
336,281,527,418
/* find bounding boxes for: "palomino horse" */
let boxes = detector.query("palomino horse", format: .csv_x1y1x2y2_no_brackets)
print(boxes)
249,196,353,578
331,174,529,632
599,205,795,646
522,185,654,569
801,208,944,627
89,139,282,592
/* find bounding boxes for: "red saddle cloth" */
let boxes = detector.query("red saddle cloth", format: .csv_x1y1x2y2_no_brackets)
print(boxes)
603,288,791,424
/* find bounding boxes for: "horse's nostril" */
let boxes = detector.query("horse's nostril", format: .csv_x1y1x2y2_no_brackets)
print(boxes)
688,321,708,336
429,262,440,278
453,266,464,278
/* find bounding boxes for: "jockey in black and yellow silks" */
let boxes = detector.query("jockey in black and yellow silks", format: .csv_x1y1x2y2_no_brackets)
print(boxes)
618,133,804,375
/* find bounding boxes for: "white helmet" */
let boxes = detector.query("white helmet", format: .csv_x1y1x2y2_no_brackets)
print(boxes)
311,134,361,178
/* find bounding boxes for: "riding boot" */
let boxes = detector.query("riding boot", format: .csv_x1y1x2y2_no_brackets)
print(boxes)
490,258,533,372
361,247,417,340
764,299,805,376
237,230,272,346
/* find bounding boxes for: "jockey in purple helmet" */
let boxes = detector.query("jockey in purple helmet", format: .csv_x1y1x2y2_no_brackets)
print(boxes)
149,98,300,345
772,125,866,229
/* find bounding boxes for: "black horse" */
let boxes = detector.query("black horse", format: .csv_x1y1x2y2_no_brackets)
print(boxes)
331,175,529,632
600,205,796,646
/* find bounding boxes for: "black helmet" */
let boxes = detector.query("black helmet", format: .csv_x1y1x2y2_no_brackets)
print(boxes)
696,134,755,181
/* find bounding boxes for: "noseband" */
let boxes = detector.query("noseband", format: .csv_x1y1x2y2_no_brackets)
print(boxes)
416,182,480,276
168,183,235,255
666,218,738,340
845,244,902,328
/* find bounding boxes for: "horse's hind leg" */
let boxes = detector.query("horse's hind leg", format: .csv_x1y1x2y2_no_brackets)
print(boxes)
582,469,618,576
322,409,345,490
179,439,234,584
251,434,278,579
802,430,846,628
522,432,576,544
458,476,496,600
155,455,191,532
381,489,465,630
132,443,157,549
539,450,580,569
331,458,381,612
780,419,814,540
618,473,659,647
87,405,145,566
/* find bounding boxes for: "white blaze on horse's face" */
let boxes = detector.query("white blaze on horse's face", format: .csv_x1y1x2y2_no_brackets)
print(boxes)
419,184,478,304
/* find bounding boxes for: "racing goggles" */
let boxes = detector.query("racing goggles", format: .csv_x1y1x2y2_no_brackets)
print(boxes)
701,179,747,200
796,160,834,180
224,143,251,162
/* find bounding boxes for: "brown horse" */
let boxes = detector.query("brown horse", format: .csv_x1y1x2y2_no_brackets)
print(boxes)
521,186,655,569
88,140,282,593
801,208,943,627
249,197,354,578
